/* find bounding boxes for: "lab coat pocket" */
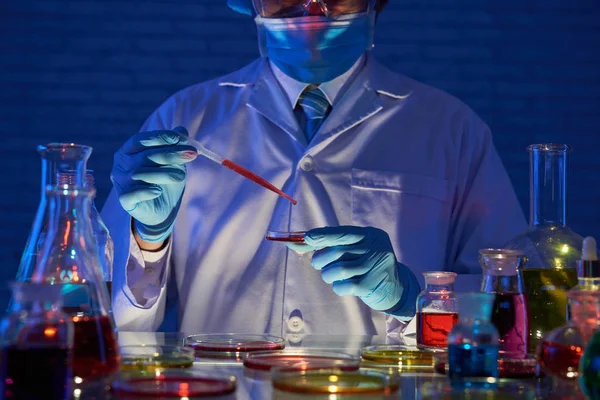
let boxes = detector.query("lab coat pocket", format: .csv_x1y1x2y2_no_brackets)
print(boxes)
351,169,454,269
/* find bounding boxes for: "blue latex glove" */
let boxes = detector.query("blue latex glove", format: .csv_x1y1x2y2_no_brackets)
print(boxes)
110,127,197,242
288,226,420,318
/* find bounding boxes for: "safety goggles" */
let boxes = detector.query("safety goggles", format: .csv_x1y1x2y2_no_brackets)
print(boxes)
253,0,377,18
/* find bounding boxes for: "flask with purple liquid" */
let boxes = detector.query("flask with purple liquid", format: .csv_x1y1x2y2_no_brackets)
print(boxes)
479,249,529,359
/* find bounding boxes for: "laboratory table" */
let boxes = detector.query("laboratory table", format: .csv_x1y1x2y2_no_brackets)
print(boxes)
81,331,561,400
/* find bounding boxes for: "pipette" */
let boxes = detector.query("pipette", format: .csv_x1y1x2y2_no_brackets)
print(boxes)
186,137,297,205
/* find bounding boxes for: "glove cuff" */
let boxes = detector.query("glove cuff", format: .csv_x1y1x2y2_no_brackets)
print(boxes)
385,263,420,318
134,216,176,243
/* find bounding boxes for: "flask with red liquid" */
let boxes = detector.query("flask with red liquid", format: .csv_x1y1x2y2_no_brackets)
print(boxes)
538,290,600,385
416,272,459,351
32,184,120,388
479,249,529,359
0,282,73,400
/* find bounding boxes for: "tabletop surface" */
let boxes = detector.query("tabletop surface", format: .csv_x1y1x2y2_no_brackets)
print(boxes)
78,331,555,400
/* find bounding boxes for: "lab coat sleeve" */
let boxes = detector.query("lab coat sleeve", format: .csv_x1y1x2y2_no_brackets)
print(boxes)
101,188,172,331
448,113,528,291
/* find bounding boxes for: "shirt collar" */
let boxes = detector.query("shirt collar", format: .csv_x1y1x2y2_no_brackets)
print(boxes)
269,55,366,109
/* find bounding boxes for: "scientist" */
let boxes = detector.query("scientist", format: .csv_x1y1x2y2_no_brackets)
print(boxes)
101,0,526,334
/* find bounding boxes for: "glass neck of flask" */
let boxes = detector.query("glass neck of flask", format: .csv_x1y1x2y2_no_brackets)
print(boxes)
425,282,454,292
38,144,92,191
529,145,569,228
482,272,524,293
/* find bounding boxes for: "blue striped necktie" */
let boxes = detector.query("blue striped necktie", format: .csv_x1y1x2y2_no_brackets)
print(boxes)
296,85,331,142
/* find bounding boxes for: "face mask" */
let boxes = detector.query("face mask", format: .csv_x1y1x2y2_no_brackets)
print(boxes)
255,13,376,84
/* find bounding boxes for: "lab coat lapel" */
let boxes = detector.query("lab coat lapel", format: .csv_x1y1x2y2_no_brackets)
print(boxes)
309,56,383,150
246,59,307,146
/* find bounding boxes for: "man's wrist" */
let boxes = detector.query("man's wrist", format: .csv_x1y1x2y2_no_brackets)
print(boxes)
132,219,168,251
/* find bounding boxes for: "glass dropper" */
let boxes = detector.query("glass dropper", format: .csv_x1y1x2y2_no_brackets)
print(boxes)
186,136,297,205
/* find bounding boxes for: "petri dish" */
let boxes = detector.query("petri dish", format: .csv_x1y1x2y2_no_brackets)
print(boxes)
119,345,194,371
433,352,537,378
112,374,236,397
243,350,360,371
271,367,400,395
360,344,435,371
265,230,307,243
183,334,285,360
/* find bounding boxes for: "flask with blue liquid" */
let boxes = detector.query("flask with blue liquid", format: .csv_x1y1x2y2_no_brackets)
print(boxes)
448,292,500,389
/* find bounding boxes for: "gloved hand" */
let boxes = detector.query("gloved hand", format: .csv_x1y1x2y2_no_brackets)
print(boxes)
288,226,419,317
110,127,197,242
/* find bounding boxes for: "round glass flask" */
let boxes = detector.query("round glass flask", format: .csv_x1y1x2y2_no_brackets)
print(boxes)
505,144,582,353
416,272,458,350
32,185,119,386
0,282,74,400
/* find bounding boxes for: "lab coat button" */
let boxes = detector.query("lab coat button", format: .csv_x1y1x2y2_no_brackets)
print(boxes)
287,316,304,332
300,157,315,172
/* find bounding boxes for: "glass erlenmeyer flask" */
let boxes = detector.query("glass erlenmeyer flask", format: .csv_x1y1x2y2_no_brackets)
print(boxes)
16,143,91,285
505,144,582,353
57,170,114,299
32,185,119,384
479,249,529,359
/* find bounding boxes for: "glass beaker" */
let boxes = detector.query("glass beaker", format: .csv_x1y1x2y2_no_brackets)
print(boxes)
32,185,119,384
0,282,73,400
57,170,114,299
15,143,91,286
479,249,529,359
447,292,500,389
538,291,600,381
416,272,458,351
505,144,582,353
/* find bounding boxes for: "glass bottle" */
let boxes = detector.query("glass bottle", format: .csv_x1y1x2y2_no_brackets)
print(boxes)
479,249,529,359
448,292,500,389
416,272,459,351
16,143,91,285
505,144,582,353
580,315,600,399
573,236,600,292
57,170,114,299
32,185,119,384
0,282,73,400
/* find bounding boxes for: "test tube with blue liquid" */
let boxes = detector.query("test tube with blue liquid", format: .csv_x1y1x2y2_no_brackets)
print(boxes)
447,292,500,389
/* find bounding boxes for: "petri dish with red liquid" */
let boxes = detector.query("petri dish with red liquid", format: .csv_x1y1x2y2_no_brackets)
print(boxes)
360,344,436,371
112,373,236,398
271,367,400,395
265,230,307,244
183,334,285,360
433,352,537,378
243,350,359,371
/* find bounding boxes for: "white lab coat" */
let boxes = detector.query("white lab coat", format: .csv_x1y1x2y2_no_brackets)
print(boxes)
101,54,527,335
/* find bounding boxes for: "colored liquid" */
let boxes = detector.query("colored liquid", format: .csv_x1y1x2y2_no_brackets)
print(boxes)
0,346,70,400
222,159,297,205
448,343,499,388
538,340,583,380
272,372,399,395
113,376,236,397
71,315,120,379
417,312,459,347
244,354,358,371
266,236,305,243
491,292,529,358
361,348,434,369
522,268,578,353
580,331,600,399
121,356,194,371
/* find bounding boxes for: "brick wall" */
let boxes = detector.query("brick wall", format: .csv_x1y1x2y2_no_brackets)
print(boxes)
1,0,599,308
